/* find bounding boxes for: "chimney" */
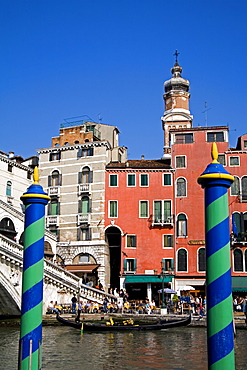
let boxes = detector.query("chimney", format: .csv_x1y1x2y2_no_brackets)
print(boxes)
9,151,14,158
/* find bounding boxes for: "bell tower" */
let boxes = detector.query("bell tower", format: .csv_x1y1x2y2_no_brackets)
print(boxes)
161,51,193,156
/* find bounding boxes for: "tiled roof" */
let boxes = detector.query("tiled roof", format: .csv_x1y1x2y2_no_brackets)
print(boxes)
106,159,171,169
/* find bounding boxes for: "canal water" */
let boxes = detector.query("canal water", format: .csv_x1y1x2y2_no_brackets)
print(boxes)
0,326,246,369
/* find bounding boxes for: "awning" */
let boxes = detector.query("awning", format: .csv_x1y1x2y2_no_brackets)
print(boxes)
232,277,247,292
125,275,172,284
64,264,100,273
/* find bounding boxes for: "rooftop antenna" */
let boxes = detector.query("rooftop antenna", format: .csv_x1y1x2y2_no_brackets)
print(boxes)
98,113,103,123
202,102,211,127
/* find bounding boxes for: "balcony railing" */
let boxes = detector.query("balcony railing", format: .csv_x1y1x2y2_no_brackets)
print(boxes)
231,232,247,244
78,213,90,225
152,217,173,227
47,186,60,197
78,183,91,195
46,215,59,227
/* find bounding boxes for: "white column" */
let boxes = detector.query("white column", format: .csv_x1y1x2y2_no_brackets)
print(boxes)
147,283,152,302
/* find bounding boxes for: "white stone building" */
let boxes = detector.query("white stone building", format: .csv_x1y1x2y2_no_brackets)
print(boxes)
37,120,127,290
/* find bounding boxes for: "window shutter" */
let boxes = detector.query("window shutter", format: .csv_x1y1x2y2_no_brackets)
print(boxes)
171,258,174,270
89,147,94,156
77,148,82,158
57,202,60,215
48,176,51,187
89,171,93,183
89,198,92,213
77,227,81,241
124,259,127,272
78,200,82,213
133,259,137,272
78,172,82,184
48,202,51,215
59,174,62,186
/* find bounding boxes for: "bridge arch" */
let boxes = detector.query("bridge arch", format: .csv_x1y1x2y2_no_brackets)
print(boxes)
0,270,21,316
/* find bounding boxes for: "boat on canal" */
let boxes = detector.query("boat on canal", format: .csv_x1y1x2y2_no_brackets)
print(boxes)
56,313,191,331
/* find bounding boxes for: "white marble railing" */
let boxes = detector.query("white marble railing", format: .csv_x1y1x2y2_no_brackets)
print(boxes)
0,233,114,304
80,284,117,304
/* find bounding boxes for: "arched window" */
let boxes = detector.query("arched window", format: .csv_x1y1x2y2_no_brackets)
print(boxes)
177,249,187,272
198,248,206,272
79,196,90,213
231,176,240,196
48,171,61,187
176,178,186,197
242,176,247,202
177,214,187,237
82,167,91,183
51,170,59,186
6,181,12,196
48,198,59,215
234,249,243,272
0,217,17,240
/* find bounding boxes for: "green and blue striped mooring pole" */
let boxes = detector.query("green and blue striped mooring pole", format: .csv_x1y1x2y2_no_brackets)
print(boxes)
19,167,50,370
198,143,235,369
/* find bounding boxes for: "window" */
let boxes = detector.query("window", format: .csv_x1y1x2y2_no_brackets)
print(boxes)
234,249,243,272
229,157,240,166
177,214,187,237
110,174,118,187
218,154,226,166
230,176,240,196
207,131,224,142
244,140,247,149
139,201,148,218
79,254,90,263
78,167,93,184
124,259,136,273
175,156,186,168
242,177,247,202
8,164,13,172
109,201,118,218
198,248,206,272
51,170,59,186
127,174,136,187
49,152,61,161
126,235,137,248
175,133,193,144
27,172,31,180
48,198,59,215
163,235,174,248
78,227,91,241
78,196,90,214
162,258,174,272
177,249,187,272
163,173,171,186
6,181,12,196
232,212,247,241
77,147,94,158
140,174,148,187
153,200,171,223
176,178,186,197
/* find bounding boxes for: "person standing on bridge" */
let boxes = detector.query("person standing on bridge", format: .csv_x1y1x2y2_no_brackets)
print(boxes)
71,294,77,314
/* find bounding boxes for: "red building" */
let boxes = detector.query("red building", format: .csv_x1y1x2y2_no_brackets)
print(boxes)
105,59,247,301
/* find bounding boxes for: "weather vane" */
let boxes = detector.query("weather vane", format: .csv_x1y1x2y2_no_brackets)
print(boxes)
173,49,180,64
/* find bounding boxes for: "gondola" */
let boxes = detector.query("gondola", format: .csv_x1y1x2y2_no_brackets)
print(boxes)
56,313,191,331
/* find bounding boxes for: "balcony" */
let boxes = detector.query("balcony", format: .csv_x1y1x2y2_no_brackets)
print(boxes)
47,186,60,197
78,183,91,195
46,215,59,227
231,232,247,245
152,216,173,227
78,213,90,225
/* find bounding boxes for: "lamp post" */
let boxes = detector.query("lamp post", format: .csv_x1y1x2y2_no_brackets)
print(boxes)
161,261,165,309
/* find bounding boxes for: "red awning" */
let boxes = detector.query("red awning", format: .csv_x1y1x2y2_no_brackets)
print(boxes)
64,264,100,273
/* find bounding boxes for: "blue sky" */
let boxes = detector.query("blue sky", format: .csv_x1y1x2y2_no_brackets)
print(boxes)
1,1,247,159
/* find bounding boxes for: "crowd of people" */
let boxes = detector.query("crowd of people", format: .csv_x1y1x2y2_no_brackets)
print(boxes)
47,292,247,319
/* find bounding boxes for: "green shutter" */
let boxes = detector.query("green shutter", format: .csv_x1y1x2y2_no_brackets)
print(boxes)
124,259,127,272
164,201,171,220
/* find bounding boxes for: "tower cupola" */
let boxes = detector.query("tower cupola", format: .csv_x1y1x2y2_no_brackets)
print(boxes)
161,51,193,156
